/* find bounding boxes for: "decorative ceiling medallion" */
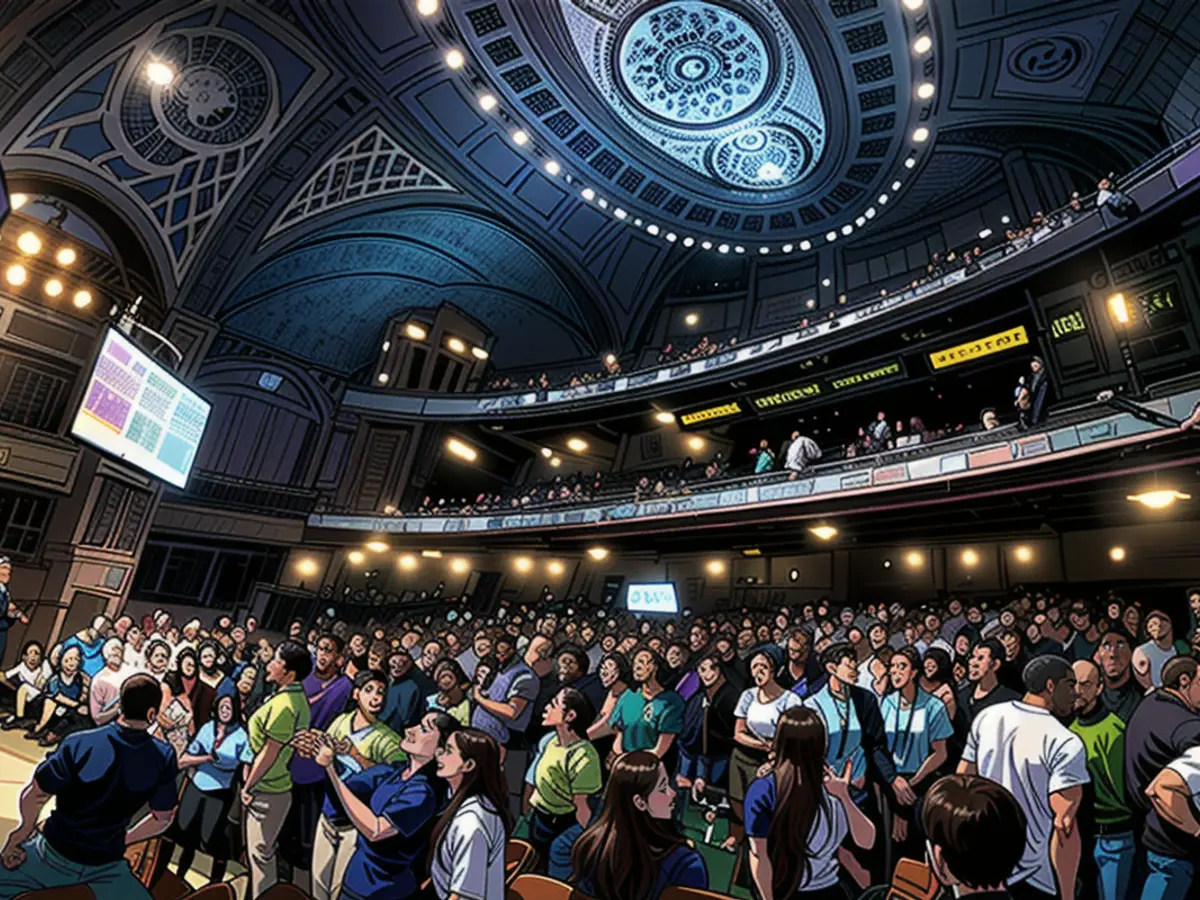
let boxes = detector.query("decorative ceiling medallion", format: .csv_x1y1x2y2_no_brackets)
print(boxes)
561,0,826,191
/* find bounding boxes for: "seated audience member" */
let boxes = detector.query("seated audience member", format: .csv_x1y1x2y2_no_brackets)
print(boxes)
25,644,91,747
88,637,128,727
157,691,249,885
746,706,875,900
61,615,111,679
921,774,1029,899
428,657,472,725
958,656,1088,900
431,729,512,900
525,687,602,865
570,751,708,900
310,711,459,900
0,640,51,730
0,673,179,900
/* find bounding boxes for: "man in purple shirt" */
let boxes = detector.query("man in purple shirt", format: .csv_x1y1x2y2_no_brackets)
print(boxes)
278,633,352,891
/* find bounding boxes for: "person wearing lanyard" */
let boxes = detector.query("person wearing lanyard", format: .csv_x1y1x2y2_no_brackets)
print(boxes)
297,668,406,900
879,647,953,861
311,711,459,900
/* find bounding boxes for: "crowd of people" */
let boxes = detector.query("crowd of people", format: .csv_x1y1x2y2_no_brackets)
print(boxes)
2,583,1199,900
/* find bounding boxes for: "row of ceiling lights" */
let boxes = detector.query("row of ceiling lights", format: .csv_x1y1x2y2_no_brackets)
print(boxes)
2,208,93,309
411,0,937,255
377,322,489,384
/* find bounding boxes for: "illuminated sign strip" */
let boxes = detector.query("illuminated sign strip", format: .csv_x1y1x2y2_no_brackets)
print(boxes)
680,401,743,426
929,325,1029,370
750,360,903,412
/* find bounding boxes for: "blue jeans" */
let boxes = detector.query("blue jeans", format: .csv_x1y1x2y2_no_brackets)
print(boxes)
676,750,729,789
1140,851,1193,900
1094,831,1136,900
547,823,585,881
0,833,151,900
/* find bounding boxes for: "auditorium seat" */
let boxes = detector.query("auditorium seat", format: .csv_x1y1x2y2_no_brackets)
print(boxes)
507,874,597,900
874,858,942,900
151,871,193,900
506,838,538,884
187,886,235,900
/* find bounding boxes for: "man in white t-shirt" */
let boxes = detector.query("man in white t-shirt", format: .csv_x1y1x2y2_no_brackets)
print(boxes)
1147,745,1200,842
958,655,1089,900
1133,611,1181,690
0,640,51,729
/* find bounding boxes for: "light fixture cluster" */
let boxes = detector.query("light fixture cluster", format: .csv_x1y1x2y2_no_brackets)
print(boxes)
2,224,92,309
410,0,937,255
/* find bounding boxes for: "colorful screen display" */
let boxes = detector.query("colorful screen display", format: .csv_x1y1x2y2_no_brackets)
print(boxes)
626,582,680,614
71,329,210,488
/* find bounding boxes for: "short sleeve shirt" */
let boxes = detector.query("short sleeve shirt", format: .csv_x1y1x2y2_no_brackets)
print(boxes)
187,721,250,792
610,688,685,753
734,688,804,743
6,660,51,698
529,733,604,816
879,689,954,775
244,683,310,793
429,797,507,900
745,774,848,892
804,685,867,784
36,722,179,865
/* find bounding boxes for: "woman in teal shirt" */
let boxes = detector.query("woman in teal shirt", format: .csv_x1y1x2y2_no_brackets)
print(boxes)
609,650,684,762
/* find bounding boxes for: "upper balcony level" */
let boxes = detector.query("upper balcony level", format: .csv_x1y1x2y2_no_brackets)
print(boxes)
341,131,1200,423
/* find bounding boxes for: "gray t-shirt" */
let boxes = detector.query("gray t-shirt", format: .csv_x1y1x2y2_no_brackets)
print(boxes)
430,796,507,900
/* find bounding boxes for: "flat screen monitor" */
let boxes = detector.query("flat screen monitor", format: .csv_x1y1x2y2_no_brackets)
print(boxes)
71,328,211,488
626,582,679,615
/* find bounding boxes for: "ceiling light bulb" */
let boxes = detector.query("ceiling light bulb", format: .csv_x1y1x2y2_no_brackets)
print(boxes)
444,49,465,69
826,231,837,242
17,232,41,255
701,241,713,250
56,247,77,266
879,193,889,204
446,437,477,461
549,456,562,467
451,558,469,573
718,244,730,254
655,411,675,424
296,558,319,577
913,35,932,54
759,247,769,255
566,437,589,453
809,525,838,541
706,559,727,576
405,322,427,340
587,547,609,561
905,157,916,169
683,237,695,247
665,232,677,242
614,208,628,220
544,160,561,176
447,337,466,353
514,556,533,573
646,224,659,235
603,353,617,365
540,447,553,458
902,0,924,9
892,180,902,191
1127,489,1191,509
1014,546,1033,563
913,126,931,142
962,549,979,567
782,243,794,253
44,278,63,297
422,550,443,559
146,61,175,85
735,246,745,254
685,313,700,326
905,551,923,568
800,240,811,251
72,289,93,309
581,188,595,201
471,346,489,360
478,93,497,111
10,193,27,210
399,554,418,570
417,0,439,14
687,436,705,451
512,129,529,146
4,265,26,287
842,224,853,235
348,550,365,566
547,560,565,576
917,82,935,99
377,372,390,384
366,540,389,553
1109,546,1127,562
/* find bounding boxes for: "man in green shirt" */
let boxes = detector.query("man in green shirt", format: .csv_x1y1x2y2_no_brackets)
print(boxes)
609,649,684,758
1070,659,1134,900
241,640,312,899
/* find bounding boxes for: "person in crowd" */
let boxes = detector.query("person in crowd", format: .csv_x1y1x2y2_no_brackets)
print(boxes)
959,638,1020,725
881,646,954,857
753,439,776,474
1124,655,1200,900
608,648,684,762
159,645,198,755
471,631,540,818
61,615,110,679
587,651,631,760
1095,629,1140,723
0,639,50,731
1066,601,1102,662
777,626,825,698
282,632,353,892
679,653,738,805
25,644,90,747
191,639,231,729
0,674,179,900
431,728,512,900
241,639,313,899
728,650,804,853
1146,744,1200,896
382,647,436,733
1069,659,1135,900
921,774,1029,899
87,637,128,727
745,707,876,900
156,691,249,885
142,638,172,682
1134,611,1187,690
0,556,28,667
428,657,472,725
524,686,602,865
784,431,823,472
570,750,708,900
959,656,1088,900
309,711,458,900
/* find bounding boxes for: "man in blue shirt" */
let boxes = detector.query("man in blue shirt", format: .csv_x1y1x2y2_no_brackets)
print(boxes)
0,672,180,900
61,615,111,679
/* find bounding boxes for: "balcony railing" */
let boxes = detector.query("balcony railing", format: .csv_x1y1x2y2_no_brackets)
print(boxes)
167,470,320,517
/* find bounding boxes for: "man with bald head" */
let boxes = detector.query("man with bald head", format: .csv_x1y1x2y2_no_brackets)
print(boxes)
1069,659,1135,900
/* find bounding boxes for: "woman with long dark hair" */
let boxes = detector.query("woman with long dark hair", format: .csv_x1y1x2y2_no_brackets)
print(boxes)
745,706,875,900
160,646,198,756
430,728,512,900
919,647,958,721
311,711,459,899
570,751,707,900
155,691,249,884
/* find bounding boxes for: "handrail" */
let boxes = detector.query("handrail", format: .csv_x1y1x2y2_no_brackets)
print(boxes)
341,129,1200,420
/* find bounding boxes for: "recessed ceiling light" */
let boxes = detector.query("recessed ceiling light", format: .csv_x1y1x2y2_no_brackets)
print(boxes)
17,232,41,255
72,289,92,309
4,265,26,287
511,129,529,146
841,224,853,235
145,62,175,85
821,278,831,287
782,244,794,253
399,554,418,570
683,237,695,247
587,547,609,561
444,49,465,69
56,247,77,266
416,0,439,14
446,438,478,461
718,244,730,253
405,322,427,341
902,0,924,9
759,247,769,255
665,232,677,242
377,372,389,384
603,353,617,365
566,437,589,453
540,447,553,458
10,193,27,210
471,346,489,360
800,240,812,251
687,436,705,451
809,525,838,541
597,198,608,208
1109,546,1127,562
917,82,935,99
549,456,562,467
961,549,979,567
892,180,902,191
348,550,365,566
865,208,876,219
647,224,659,235
685,313,700,326
905,157,916,169
544,160,561,176
979,228,992,239
655,411,675,424
366,540,390,553
1014,546,1033,563
614,208,628,220
826,231,837,242
913,35,932,54
1127,489,1191,509
701,240,713,250
878,193,889,204
856,216,866,227
44,278,63,297
446,337,466,353
1001,215,1011,224
581,188,595,201
913,127,931,142
734,246,745,254
478,93,497,111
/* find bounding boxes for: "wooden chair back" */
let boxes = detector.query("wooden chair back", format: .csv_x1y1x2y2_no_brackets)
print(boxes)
507,874,597,900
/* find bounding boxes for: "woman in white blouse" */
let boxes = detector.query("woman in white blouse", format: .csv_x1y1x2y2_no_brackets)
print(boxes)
431,728,512,900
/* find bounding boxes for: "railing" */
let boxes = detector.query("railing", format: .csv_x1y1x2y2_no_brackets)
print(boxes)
167,470,321,517
309,386,1200,535
340,129,1200,420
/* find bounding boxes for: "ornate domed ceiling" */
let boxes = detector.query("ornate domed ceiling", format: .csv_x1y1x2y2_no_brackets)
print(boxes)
0,0,1195,374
